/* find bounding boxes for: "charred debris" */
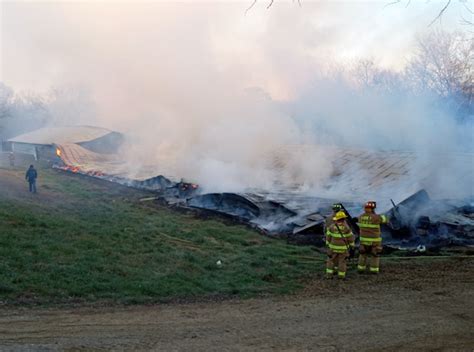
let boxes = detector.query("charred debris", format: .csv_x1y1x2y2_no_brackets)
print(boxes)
56,166,474,253
13,126,472,252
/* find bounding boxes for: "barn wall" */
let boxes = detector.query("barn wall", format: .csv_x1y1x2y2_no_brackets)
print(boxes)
36,145,57,161
11,142,56,162
12,142,38,159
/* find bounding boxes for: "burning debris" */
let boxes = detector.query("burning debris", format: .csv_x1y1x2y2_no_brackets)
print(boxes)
187,193,297,233
54,167,474,252
42,134,473,253
52,152,474,252
384,193,474,250
187,189,474,251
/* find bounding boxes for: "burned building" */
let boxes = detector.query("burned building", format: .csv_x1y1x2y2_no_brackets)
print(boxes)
184,146,474,251
50,140,474,252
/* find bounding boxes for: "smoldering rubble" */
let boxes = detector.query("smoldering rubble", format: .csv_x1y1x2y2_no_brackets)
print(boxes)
49,141,474,253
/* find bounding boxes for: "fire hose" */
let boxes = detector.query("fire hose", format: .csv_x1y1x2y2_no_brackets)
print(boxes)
334,222,356,263
340,203,360,236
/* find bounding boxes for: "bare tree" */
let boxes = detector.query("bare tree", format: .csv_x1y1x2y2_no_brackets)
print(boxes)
351,58,405,93
406,30,473,118
247,0,471,26
246,0,299,14
384,0,473,26
0,83,14,139
0,83,13,120
428,0,452,26
407,31,473,95
0,82,52,140
354,59,376,88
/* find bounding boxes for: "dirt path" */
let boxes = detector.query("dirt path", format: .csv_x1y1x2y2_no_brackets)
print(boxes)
1,259,473,351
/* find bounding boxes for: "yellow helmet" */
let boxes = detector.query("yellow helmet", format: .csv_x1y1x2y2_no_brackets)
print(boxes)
333,211,347,221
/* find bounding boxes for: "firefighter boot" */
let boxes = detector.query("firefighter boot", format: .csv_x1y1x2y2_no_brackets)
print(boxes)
325,269,334,279
357,254,367,273
357,245,368,273
369,255,380,274
326,257,335,279
337,254,347,280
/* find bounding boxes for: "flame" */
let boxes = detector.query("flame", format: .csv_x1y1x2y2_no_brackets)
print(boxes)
56,163,108,180
56,148,62,157
59,165,80,173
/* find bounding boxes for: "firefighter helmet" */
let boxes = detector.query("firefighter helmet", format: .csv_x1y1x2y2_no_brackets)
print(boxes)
365,201,376,209
333,211,347,221
332,203,343,211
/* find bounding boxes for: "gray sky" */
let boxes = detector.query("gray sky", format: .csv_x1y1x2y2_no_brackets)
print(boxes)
0,0,468,100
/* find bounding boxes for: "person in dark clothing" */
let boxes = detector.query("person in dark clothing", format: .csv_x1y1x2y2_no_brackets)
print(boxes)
25,165,38,193
8,152,15,167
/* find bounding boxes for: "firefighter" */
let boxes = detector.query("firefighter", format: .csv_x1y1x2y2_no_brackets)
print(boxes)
325,211,355,279
324,204,343,274
25,164,38,193
325,203,343,233
357,201,388,274
324,203,342,242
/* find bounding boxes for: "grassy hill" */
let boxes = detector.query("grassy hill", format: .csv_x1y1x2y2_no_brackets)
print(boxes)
0,166,323,305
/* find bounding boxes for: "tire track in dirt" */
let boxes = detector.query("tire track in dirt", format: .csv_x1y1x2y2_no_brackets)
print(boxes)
0,259,473,351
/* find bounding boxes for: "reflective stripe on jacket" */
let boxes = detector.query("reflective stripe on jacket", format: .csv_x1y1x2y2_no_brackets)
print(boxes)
325,222,354,253
324,214,335,238
357,212,388,244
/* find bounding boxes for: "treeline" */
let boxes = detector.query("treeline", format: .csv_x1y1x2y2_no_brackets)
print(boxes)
0,85,95,141
351,31,472,122
0,30,471,143
285,30,472,152
0,85,49,140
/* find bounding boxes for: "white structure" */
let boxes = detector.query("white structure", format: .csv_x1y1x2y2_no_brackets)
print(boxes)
8,126,123,160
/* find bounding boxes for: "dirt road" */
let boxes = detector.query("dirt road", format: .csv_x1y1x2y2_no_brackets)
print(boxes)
1,258,473,351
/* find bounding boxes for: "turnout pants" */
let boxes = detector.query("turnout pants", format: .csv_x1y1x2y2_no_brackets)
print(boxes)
326,250,348,278
358,243,382,273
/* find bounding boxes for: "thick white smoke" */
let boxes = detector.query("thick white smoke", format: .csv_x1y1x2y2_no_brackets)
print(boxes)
1,1,471,199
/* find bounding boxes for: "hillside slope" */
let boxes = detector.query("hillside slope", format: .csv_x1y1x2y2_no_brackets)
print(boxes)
0,166,319,305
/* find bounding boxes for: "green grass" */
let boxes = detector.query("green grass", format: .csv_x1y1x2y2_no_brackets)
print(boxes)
0,167,324,305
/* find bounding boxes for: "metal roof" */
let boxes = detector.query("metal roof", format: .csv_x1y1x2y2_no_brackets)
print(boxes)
8,126,114,145
268,145,474,203
55,141,473,202
56,143,179,181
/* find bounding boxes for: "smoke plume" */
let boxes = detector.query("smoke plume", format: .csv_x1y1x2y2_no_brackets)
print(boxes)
1,1,471,200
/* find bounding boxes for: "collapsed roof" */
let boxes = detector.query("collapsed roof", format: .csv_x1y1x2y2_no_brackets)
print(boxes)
269,145,474,202
55,143,180,182
185,189,474,251
52,142,474,251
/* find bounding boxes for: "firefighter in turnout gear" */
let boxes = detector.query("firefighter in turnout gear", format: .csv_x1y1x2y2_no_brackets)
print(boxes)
324,203,343,233
357,201,388,274
325,211,355,279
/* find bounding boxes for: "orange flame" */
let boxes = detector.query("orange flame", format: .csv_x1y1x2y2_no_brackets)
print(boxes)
56,148,62,157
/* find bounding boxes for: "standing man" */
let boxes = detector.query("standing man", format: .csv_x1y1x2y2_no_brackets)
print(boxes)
357,201,388,274
25,164,38,193
8,152,15,167
325,211,355,280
